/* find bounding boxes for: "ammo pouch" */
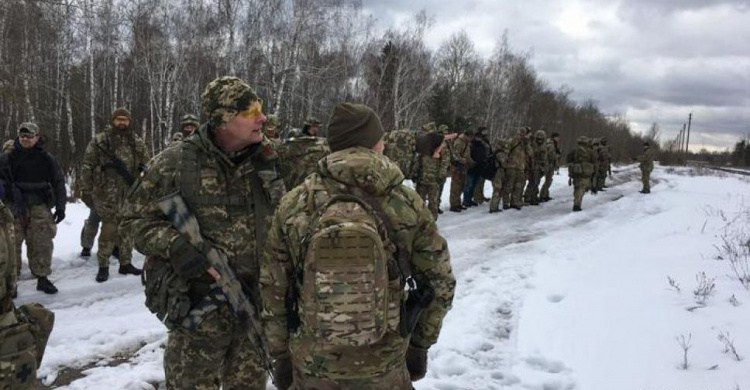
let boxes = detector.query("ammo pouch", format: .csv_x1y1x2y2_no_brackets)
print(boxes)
142,257,191,330
0,303,55,388
399,285,435,338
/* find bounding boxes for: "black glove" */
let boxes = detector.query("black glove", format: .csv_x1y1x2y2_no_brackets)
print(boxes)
54,209,65,224
406,345,428,382
272,357,293,390
169,236,211,280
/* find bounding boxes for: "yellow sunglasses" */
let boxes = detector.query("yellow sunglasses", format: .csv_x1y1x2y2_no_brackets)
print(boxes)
239,99,264,119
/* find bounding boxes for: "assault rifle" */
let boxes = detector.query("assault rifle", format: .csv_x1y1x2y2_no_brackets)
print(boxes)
157,193,274,379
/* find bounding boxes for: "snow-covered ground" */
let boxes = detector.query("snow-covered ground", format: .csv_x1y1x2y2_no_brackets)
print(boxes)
14,164,750,389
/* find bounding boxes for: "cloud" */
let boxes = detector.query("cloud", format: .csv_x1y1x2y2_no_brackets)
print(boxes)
360,0,750,150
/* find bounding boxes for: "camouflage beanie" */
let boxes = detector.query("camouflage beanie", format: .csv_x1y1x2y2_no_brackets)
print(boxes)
437,124,449,134
201,76,259,127
18,122,39,136
112,107,132,122
327,103,384,152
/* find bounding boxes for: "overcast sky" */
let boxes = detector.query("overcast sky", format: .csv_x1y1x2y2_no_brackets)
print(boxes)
361,0,750,151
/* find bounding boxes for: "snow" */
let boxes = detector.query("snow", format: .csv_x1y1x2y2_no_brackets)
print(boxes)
13,164,750,389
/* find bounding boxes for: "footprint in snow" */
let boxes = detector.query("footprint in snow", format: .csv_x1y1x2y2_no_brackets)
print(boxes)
547,294,565,303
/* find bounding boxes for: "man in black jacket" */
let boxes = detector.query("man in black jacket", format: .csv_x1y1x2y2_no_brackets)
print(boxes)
464,127,491,207
0,123,66,294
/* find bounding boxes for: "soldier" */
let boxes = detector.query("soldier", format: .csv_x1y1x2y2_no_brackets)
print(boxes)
567,136,596,211
502,128,529,210
0,123,66,294
448,130,473,212
539,132,561,202
0,199,17,301
276,132,330,190
264,114,282,143
523,130,548,206
122,76,284,390
638,141,654,193
589,138,599,195
80,108,149,282
179,114,200,137
301,117,322,137
383,129,420,180
260,102,455,390
597,138,612,190
489,139,508,213
469,127,492,206
415,131,456,219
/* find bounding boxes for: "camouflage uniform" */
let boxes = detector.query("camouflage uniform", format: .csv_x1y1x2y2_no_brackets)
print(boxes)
276,136,330,190
80,110,150,273
539,136,560,202
0,125,66,290
590,139,600,192
489,139,508,213
567,136,596,211
383,130,419,180
449,134,472,210
523,130,547,205
502,130,529,209
416,153,443,219
122,76,285,390
80,208,100,251
260,147,455,389
0,200,18,306
434,125,451,212
639,144,654,193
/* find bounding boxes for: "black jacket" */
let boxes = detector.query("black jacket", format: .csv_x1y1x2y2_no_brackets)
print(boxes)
0,140,66,213
468,137,492,177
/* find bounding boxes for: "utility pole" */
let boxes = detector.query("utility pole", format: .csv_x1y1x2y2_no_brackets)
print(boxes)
680,123,687,165
685,113,693,156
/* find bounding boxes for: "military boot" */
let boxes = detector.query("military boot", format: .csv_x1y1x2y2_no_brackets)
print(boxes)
119,264,142,276
96,267,109,283
449,206,463,213
37,277,58,294
573,205,582,212
489,209,502,214
80,247,92,258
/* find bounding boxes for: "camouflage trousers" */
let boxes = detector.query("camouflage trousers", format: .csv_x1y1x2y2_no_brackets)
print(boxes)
14,205,56,277
502,168,525,208
449,167,467,208
291,361,411,390
165,304,267,390
80,207,101,250
539,170,554,200
437,177,447,208
596,171,607,190
523,171,544,204
572,177,590,207
473,177,487,203
416,183,440,220
641,168,652,192
489,171,504,212
96,214,132,267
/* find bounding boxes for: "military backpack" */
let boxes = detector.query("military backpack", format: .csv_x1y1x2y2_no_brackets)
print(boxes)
0,303,55,389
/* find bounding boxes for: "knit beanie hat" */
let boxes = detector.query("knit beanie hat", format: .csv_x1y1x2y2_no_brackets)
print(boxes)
201,76,259,127
327,103,384,152
112,107,132,122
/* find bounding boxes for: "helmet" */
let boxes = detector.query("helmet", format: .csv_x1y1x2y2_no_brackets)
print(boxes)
180,114,200,128
534,130,546,139
266,114,281,127
577,136,588,145
304,117,321,127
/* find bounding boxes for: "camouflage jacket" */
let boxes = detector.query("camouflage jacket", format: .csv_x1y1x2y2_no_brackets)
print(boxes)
260,147,455,377
417,153,444,186
277,136,330,190
0,200,16,313
383,130,418,180
122,124,285,306
80,126,150,219
568,145,596,178
530,141,548,173
450,137,473,170
639,149,654,171
504,136,528,171
598,146,611,173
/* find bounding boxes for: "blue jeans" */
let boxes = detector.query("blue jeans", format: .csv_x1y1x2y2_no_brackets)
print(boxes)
463,173,479,204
